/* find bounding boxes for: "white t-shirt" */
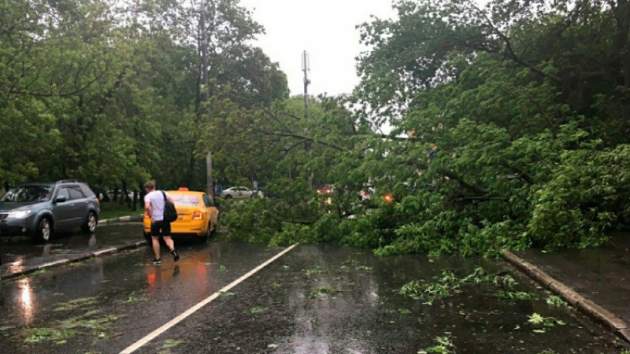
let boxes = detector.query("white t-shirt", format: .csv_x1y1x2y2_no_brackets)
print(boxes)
144,191,167,221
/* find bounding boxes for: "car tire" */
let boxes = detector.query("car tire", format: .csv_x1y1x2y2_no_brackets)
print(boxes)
82,212,98,234
36,217,53,243
224,195,232,199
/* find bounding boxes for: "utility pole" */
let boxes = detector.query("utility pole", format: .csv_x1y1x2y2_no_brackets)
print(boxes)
302,50,310,119
206,152,213,198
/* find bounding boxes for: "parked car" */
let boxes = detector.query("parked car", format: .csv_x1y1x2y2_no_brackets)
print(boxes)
220,186,261,199
143,188,219,241
0,180,100,242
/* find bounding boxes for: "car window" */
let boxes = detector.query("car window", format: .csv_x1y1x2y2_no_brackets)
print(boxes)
171,195,200,206
0,185,52,203
56,188,70,201
68,187,86,200
79,183,96,198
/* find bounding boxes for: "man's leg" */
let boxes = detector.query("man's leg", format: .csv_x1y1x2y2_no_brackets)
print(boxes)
162,222,179,261
150,222,162,261
163,236,175,252
151,236,161,260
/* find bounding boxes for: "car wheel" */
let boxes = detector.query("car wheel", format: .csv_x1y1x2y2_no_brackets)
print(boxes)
225,195,232,199
82,212,98,233
38,218,53,243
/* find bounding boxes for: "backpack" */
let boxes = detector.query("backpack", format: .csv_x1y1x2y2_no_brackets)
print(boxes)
161,191,178,222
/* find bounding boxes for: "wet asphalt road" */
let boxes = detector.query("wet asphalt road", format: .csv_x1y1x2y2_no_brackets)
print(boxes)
0,226,627,353
0,223,145,278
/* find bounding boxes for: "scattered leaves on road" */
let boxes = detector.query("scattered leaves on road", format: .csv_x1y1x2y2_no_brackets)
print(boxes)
304,266,324,277
496,290,538,301
417,334,455,354
528,313,566,333
246,306,268,315
161,338,185,349
545,295,568,309
401,267,521,305
53,297,99,312
308,287,340,299
122,291,148,304
23,312,119,345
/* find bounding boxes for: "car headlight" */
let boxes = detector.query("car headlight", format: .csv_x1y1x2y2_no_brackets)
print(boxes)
8,210,32,219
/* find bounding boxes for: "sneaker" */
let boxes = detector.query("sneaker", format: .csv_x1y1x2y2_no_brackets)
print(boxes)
171,250,180,262
152,258,161,265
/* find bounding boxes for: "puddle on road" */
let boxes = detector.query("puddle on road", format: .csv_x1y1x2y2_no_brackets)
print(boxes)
138,245,627,354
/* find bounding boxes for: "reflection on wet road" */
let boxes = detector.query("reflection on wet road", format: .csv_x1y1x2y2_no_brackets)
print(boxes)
0,240,282,353
138,245,624,354
0,223,144,277
0,238,626,353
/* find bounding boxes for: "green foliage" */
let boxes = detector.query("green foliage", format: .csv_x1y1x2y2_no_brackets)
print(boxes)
418,334,456,354
545,295,568,309
528,144,630,249
220,0,630,257
246,306,268,316
400,267,516,305
528,313,566,334
496,291,538,302
4,0,630,258
0,0,286,192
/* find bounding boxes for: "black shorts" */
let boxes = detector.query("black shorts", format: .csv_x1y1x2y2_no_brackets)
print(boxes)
151,220,171,237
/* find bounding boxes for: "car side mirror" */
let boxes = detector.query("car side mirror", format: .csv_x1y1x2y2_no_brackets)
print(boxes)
54,196,67,204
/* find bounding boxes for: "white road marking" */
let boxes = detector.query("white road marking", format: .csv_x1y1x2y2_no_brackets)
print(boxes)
92,247,117,256
119,244,298,354
37,259,69,269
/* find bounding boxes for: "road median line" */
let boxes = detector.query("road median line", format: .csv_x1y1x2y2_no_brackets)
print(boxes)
119,243,299,354
502,250,630,343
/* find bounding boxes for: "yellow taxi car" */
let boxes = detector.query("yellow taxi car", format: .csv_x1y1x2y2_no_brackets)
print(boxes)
143,188,219,240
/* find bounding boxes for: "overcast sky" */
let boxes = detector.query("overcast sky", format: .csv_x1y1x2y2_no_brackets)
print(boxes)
240,0,396,97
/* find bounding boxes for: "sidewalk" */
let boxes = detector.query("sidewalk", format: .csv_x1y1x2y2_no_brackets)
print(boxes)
505,234,630,341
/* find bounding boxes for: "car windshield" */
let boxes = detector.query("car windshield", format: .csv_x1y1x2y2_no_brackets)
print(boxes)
172,195,200,206
1,185,52,203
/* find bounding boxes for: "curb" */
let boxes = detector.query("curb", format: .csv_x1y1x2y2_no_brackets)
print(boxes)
502,250,630,343
1,239,147,281
99,214,144,225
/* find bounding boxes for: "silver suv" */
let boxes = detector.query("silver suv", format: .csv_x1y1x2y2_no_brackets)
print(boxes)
0,180,100,242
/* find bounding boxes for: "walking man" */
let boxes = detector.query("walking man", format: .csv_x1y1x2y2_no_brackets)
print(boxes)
144,181,180,265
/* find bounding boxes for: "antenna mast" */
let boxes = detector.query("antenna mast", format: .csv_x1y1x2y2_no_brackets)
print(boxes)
302,50,310,119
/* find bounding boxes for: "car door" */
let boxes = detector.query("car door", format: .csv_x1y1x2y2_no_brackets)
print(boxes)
52,187,74,230
67,186,88,227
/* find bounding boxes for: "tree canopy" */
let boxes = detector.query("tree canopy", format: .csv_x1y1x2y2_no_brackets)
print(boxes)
223,0,630,256
2,0,630,256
